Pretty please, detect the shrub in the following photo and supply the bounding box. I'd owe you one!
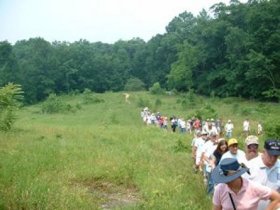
[240,107,253,116]
[194,103,217,120]
[82,89,104,104]
[264,117,280,139]
[172,139,188,152]
[180,89,197,108]
[137,97,151,108]
[41,94,76,114]
[124,78,146,91]
[149,82,164,95]
[154,98,162,110]
[0,83,23,131]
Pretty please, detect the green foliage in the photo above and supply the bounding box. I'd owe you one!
[262,88,280,102]
[264,117,280,139]
[154,98,162,110]
[180,89,197,108]
[82,88,104,104]
[256,103,270,114]
[194,103,218,119]
[172,139,189,153]
[0,83,23,131]
[0,91,279,209]
[149,82,164,95]
[136,97,151,108]
[0,1,279,103]
[167,42,198,91]
[124,78,146,91]
[240,107,252,116]
[41,94,76,114]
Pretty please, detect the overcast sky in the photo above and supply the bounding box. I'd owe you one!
[0,0,246,44]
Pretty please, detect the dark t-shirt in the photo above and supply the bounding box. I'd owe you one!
[213,150,222,166]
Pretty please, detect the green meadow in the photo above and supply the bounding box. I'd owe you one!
[0,92,279,210]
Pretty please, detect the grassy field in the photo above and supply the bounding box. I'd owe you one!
[0,91,279,210]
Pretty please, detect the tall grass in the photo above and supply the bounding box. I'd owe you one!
[0,91,279,209]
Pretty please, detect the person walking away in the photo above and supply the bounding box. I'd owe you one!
[243,119,250,137]
[201,133,218,194]
[224,120,234,139]
[246,139,280,210]
[170,116,178,132]
[192,131,207,172]
[212,158,280,210]
[258,122,263,135]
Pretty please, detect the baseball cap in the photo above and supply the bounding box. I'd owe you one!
[245,135,259,146]
[228,138,238,147]
[201,131,208,135]
[264,139,280,156]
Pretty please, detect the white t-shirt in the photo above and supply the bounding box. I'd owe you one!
[194,137,205,165]
[243,120,250,131]
[246,155,280,210]
[220,149,247,165]
[202,140,217,172]
[225,123,234,132]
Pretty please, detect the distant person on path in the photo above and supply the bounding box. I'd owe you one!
[123,93,130,104]
[215,119,222,135]
[212,158,280,210]
[243,119,250,137]
[258,122,263,135]
[193,118,201,132]
[192,131,207,172]
[224,120,234,139]
[170,116,178,132]
[201,133,218,194]
[246,139,280,210]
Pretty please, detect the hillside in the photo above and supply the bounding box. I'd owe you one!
[0,91,279,209]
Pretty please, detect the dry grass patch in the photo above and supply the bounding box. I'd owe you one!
[74,178,142,210]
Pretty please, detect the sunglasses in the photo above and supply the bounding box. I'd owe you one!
[220,163,250,176]
[247,144,258,149]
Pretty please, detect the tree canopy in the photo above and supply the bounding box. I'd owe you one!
[0,0,279,103]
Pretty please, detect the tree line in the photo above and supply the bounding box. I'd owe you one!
[0,0,279,104]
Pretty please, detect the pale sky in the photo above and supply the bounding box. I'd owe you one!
[0,0,246,44]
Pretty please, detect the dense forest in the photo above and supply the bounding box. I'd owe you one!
[0,0,279,104]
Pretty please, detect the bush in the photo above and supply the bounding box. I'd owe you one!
[154,98,162,110]
[41,94,76,114]
[172,139,188,153]
[194,103,217,120]
[124,78,146,91]
[264,117,280,139]
[82,89,104,104]
[180,89,197,108]
[137,97,151,108]
[0,83,23,131]
[149,82,164,95]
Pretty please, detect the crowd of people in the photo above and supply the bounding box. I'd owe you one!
[140,107,280,209]
[140,107,263,136]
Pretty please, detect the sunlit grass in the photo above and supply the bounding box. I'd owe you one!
[0,91,279,209]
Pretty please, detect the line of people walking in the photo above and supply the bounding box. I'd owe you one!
[192,131,280,209]
[140,107,263,137]
[140,107,279,209]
